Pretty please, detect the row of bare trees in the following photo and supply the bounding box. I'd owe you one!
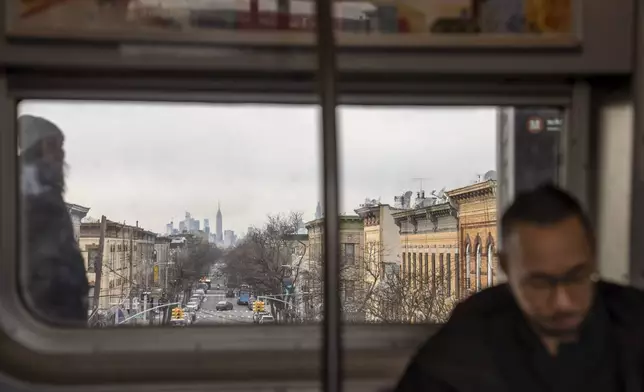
[220,212,456,323]
[303,242,456,323]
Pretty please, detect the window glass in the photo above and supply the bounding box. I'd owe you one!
[18,100,320,327]
[17,102,563,327]
[9,0,573,45]
[339,107,499,323]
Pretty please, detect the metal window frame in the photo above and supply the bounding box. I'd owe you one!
[0,0,634,75]
[0,75,580,388]
[630,0,644,290]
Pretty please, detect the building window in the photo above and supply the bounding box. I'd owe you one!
[439,253,444,294]
[345,243,355,265]
[476,244,482,292]
[424,253,429,283]
[87,248,97,273]
[402,252,406,278]
[345,281,355,301]
[465,244,471,293]
[431,253,436,289]
[412,253,417,288]
[488,244,494,287]
[446,253,451,296]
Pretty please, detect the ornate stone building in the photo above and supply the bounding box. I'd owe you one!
[392,200,459,297]
[447,180,498,298]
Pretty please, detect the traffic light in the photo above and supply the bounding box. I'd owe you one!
[256,301,265,313]
[171,307,185,320]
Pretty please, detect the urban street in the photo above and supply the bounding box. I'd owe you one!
[193,289,254,325]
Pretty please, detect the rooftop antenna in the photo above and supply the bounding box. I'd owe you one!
[412,177,431,198]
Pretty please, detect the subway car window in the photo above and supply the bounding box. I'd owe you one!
[17,101,564,328]
[334,106,564,324]
[8,0,573,45]
[18,100,321,327]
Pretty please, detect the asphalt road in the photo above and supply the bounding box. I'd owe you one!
[193,289,254,325]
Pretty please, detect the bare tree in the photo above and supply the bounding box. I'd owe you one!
[303,241,456,323]
[366,267,456,323]
[302,241,389,322]
[221,212,307,322]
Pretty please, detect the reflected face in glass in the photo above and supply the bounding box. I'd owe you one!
[504,216,595,339]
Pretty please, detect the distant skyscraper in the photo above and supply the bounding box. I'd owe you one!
[216,201,223,244]
[224,230,236,248]
[204,219,210,234]
[166,221,173,235]
[315,201,323,219]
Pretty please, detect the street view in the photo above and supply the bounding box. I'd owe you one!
[19,101,501,327]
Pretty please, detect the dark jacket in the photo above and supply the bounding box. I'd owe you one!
[395,282,644,392]
[24,187,89,326]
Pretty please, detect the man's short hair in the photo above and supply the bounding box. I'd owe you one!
[500,184,594,249]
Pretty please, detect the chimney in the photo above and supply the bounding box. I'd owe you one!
[136,220,139,227]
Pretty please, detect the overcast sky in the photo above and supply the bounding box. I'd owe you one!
[19,101,496,235]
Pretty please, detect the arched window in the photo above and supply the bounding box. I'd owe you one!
[465,244,471,293]
[476,244,482,292]
[488,244,494,287]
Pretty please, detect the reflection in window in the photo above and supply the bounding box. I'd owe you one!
[12,0,572,46]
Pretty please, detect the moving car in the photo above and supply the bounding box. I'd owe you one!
[259,315,275,324]
[215,301,234,311]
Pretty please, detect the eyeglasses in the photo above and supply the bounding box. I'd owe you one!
[521,268,599,303]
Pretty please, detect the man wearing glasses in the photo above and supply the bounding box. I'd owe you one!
[396,184,644,392]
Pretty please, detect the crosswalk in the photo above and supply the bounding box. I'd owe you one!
[197,308,253,323]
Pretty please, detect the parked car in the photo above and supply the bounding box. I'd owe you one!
[259,315,275,324]
[216,301,234,311]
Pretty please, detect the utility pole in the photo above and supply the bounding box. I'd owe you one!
[92,215,107,313]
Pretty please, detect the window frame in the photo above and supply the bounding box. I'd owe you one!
[2,0,634,75]
[0,47,595,388]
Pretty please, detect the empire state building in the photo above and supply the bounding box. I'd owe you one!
[216,202,223,244]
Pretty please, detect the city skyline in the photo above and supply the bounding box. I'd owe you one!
[19,101,496,234]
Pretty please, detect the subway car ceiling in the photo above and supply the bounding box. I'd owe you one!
[0,0,643,391]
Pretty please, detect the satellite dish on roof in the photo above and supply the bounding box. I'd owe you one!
[484,170,498,181]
